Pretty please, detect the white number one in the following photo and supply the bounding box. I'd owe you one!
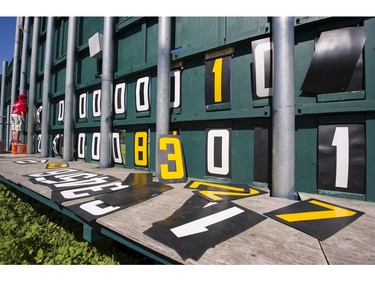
[332,127,349,188]
[170,206,244,238]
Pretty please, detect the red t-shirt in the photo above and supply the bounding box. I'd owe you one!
[12,100,28,115]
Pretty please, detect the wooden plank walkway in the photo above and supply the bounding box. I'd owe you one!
[1,154,374,265]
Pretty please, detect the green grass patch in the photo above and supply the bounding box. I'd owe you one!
[0,183,155,265]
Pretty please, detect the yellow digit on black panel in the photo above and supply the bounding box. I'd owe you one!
[134,131,148,167]
[205,56,231,108]
[158,135,187,183]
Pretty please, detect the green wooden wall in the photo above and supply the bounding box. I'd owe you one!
[2,16,375,202]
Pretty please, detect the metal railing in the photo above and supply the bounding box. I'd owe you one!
[0,115,10,153]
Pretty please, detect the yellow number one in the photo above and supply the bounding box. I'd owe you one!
[212,58,223,103]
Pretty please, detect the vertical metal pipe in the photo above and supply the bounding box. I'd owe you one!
[19,17,30,94]
[272,17,296,200]
[10,17,21,107]
[100,17,114,168]
[155,17,171,177]
[63,17,77,161]
[27,17,40,154]
[41,17,55,157]
[0,61,7,142]
[10,17,22,145]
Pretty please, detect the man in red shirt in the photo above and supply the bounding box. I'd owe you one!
[11,93,28,144]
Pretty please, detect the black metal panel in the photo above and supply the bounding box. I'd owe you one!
[301,27,367,94]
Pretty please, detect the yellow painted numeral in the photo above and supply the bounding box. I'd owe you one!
[212,58,223,103]
[134,131,148,167]
[160,137,184,180]
[276,200,357,222]
[187,181,260,201]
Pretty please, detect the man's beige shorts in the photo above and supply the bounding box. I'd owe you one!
[11,114,24,131]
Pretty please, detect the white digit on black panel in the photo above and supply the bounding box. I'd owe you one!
[114,82,126,114]
[207,129,230,176]
[332,127,349,188]
[93,89,101,117]
[37,134,42,152]
[136,76,150,112]
[78,133,86,159]
[92,132,100,160]
[170,69,181,108]
[318,123,365,194]
[253,38,273,98]
[36,106,42,124]
[79,93,87,119]
[52,133,63,156]
[112,132,123,164]
[58,100,64,122]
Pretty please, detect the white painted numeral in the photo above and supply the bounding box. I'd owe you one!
[58,100,64,121]
[171,206,244,238]
[332,127,349,188]
[36,106,43,124]
[170,69,181,108]
[93,89,101,117]
[254,39,273,98]
[92,132,100,160]
[207,129,230,175]
[112,132,123,164]
[78,133,86,159]
[79,93,87,119]
[114,82,126,114]
[80,200,120,216]
[37,134,42,152]
[136,76,150,112]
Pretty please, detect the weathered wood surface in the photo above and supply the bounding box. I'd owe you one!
[1,154,374,264]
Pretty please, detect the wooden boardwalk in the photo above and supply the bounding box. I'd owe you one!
[1,154,375,265]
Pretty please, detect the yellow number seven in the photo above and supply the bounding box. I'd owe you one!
[212,58,223,103]
[160,137,184,180]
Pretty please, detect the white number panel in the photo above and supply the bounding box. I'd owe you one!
[92,132,101,161]
[52,133,63,156]
[37,134,42,152]
[57,100,64,122]
[92,89,101,117]
[206,128,231,178]
[78,92,87,119]
[112,132,123,164]
[78,133,86,159]
[135,76,150,112]
[252,37,273,98]
[36,105,43,124]
[318,124,365,194]
[114,82,127,115]
[170,69,181,109]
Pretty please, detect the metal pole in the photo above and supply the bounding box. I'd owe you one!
[0,61,7,142]
[9,17,22,145]
[155,16,171,177]
[19,17,30,94]
[63,17,77,162]
[10,17,21,107]
[41,17,55,157]
[100,17,114,168]
[272,17,295,200]
[27,17,40,154]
